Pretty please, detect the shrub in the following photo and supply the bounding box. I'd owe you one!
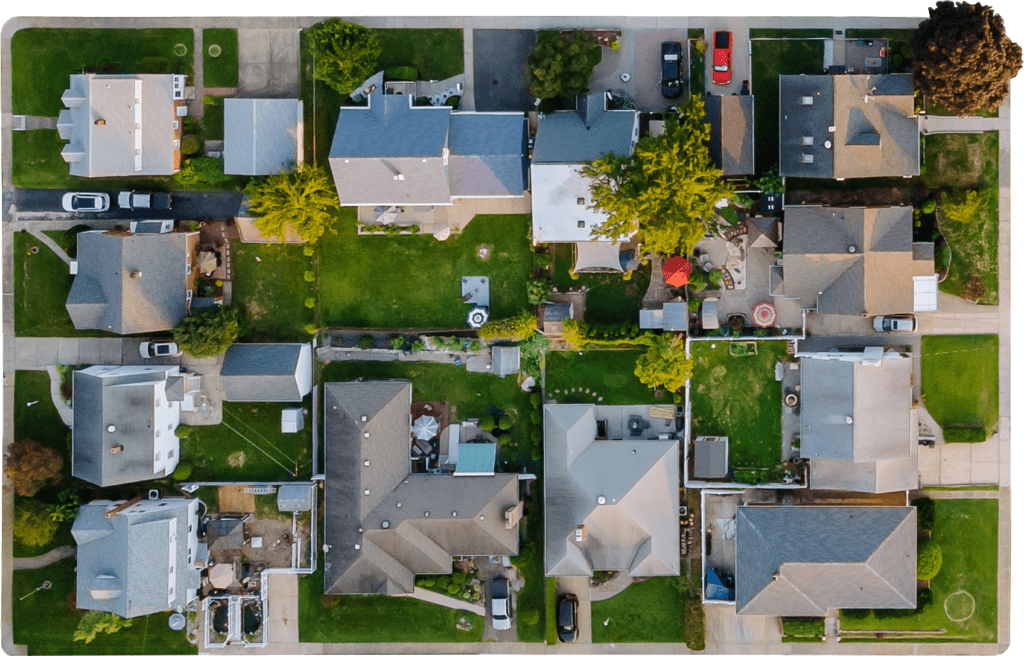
[359,335,374,349]
[451,572,466,585]
[175,425,192,438]
[304,297,316,308]
[478,313,537,341]
[498,416,512,431]
[911,497,936,532]
[673,393,683,405]
[569,271,579,280]
[411,339,426,352]
[531,410,542,424]
[534,252,553,269]
[480,415,496,432]
[445,96,461,109]
[684,598,706,651]
[843,608,871,620]
[447,583,460,595]
[303,270,315,282]
[688,296,702,312]
[303,244,315,257]
[305,324,317,334]
[181,134,201,156]
[527,278,554,305]
[944,426,988,442]
[13,503,58,547]
[921,198,937,214]
[530,394,542,408]
[918,588,933,610]
[708,269,724,288]
[421,578,435,587]
[917,540,943,580]
[384,65,418,80]
[390,336,405,350]
[171,464,192,481]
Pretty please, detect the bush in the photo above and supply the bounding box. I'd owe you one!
[171,464,192,481]
[390,336,405,350]
[843,608,871,620]
[673,393,683,405]
[303,244,315,257]
[359,335,374,349]
[527,278,554,305]
[944,426,988,442]
[917,540,943,580]
[480,415,496,432]
[181,134,201,156]
[451,572,466,585]
[305,324,317,334]
[447,583,460,595]
[531,410,543,424]
[13,503,58,547]
[498,416,512,431]
[303,270,315,282]
[781,617,825,638]
[384,65,418,80]
[911,497,936,532]
[411,339,426,352]
[918,588,933,609]
[534,252,553,269]
[684,598,706,651]
[707,269,724,288]
[688,296,702,312]
[304,297,316,308]
[921,198,937,214]
[420,578,435,587]
[175,425,192,438]
[478,313,537,341]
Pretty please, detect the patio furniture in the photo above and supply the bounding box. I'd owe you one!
[413,415,439,440]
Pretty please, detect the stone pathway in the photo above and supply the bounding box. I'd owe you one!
[190,28,206,119]
[13,545,76,570]
[642,256,672,309]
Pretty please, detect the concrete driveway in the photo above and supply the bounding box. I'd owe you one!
[237,28,300,97]
[632,30,688,112]
[479,559,519,643]
[702,20,751,96]
[473,30,536,112]
[704,602,781,651]
[555,577,591,644]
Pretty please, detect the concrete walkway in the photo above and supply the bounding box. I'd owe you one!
[25,227,70,264]
[408,587,486,617]
[14,337,124,370]
[923,488,1000,499]
[11,116,56,130]
[920,114,1010,134]
[590,573,634,602]
[44,365,73,427]
[12,545,76,570]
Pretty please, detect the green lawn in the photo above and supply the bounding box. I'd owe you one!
[921,335,999,437]
[13,231,86,338]
[750,29,833,38]
[551,244,651,324]
[839,498,998,643]
[180,401,313,481]
[13,561,196,655]
[924,131,999,189]
[512,475,546,642]
[750,39,826,175]
[924,98,1001,119]
[545,350,659,405]
[203,29,238,88]
[11,28,194,116]
[232,240,315,342]
[319,211,533,329]
[374,29,465,81]
[689,340,789,469]
[591,577,686,643]
[200,96,225,141]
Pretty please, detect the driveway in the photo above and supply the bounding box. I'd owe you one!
[555,577,592,644]
[478,558,519,643]
[13,188,243,220]
[704,602,781,651]
[702,20,751,96]
[473,30,536,111]
[237,28,300,97]
[632,30,688,112]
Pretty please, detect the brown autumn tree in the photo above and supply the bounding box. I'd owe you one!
[4,440,63,497]
[913,1,1022,116]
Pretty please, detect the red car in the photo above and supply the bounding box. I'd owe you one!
[712,31,733,85]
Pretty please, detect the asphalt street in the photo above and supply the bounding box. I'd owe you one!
[13,188,243,220]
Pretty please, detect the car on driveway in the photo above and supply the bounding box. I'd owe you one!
[660,41,683,98]
[557,594,579,643]
[139,341,181,358]
[490,577,513,631]
[712,31,733,85]
[118,191,172,211]
[62,192,110,213]
[872,314,918,333]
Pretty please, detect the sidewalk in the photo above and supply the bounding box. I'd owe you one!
[13,546,75,570]
[408,587,485,617]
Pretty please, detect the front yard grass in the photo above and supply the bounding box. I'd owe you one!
[689,340,790,469]
[13,561,195,655]
[550,244,651,324]
[318,211,533,329]
[924,131,998,189]
[232,240,315,342]
[921,335,999,440]
[545,350,658,405]
[203,28,239,88]
[374,29,464,81]
[750,28,832,38]
[839,498,998,642]
[13,231,97,337]
[591,576,686,643]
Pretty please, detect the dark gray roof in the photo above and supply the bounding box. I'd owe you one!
[331,94,450,158]
[736,506,916,616]
[779,76,834,178]
[67,231,192,334]
[694,437,728,479]
[220,343,311,402]
[543,303,572,322]
[706,95,755,175]
[532,93,636,163]
[223,98,302,175]
[448,113,529,196]
[206,516,246,551]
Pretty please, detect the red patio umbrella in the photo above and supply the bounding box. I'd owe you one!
[752,302,778,328]
[662,257,692,287]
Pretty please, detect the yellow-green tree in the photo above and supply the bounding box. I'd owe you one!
[634,334,693,392]
[172,306,240,358]
[479,313,537,341]
[74,612,133,644]
[246,165,341,244]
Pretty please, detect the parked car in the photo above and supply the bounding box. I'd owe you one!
[62,192,110,213]
[872,314,918,333]
[660,41,683,99]
[557,594,579,643]
[490,577,513,631]
[118,191,172,211]
[139,341,181,358]
[712,31,733,85]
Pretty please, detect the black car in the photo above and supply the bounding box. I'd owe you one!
[660,41,683,99]
[557,594,579,643]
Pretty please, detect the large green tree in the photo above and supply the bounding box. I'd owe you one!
[528,30,601,100]
[634,334,693,392]
[304,18,383,95]
[3,440,63,497]
[73,612,133,644]
[913,1,1022,115]
[172,306,240,358]
[13,503,58,548]
[245,164,341,244]
[582,95,734,257]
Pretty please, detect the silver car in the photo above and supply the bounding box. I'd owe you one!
[62,192,110,213]
[872,314,918,333]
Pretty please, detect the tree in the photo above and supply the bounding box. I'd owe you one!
[582,95,734,257]
[4,440,63,497]
[172,306,240,358]
[13,503,58,547]
[481,415,496,432]
[498,416,513,430]
[478,313,537,341]
[917,540,943,580]
[561,318,588,350]
[527,278,554,305]
[911,497,937,532]
[73,612,133,644]
[245,165,341,244]
[913,1,1022,116]
[304,18,383,95]
[528,30,600,100]
[634,334,693,392]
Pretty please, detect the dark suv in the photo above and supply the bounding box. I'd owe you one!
[660,41,683,99]
[557,594,579,643]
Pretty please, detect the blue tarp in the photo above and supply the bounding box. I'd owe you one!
[706,567,735,601]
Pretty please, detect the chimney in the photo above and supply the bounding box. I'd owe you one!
[110,444,123,454]
[575,524,586,542]
[130,270,142,278]
[95,119,106,126]
[504,501,524,529]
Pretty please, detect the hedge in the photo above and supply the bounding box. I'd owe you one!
[911,497,936,532]
[917,540,943,580]
[782,617,824,638]
[684,597,706,651]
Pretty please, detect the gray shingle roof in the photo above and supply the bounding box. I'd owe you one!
[736,506,916,616]
[448,113,529,196]
[694,437,728,479]
[706,95,755,175]
[532,93,636,163]
[220,343,311,402]
[779,76,834,178]
[223,98,302,175]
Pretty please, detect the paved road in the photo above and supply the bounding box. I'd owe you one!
[12,188,243,219]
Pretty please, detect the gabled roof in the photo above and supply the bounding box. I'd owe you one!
[736,506,916,616]
[532,93,637,163]
[220,343,312,402]
[448,113,529,196]
[706,95,755,175]
[223,98,303,175]
[491,346,521,377]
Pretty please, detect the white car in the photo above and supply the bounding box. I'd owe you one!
[872,314,918,333]
[139,341,181,358]
[490,577,513,631]
[62,192,110,213]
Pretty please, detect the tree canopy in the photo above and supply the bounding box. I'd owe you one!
[13,502,58,548]
[913,1,1022,116]
[245,164,341,244]
[4,440,63,497]
[479,313,538,341]
[528,30,601,100]
[582,95,734,257]
[304,18,383,95]
[74,612,133,644]
[172,306,240,358]
[634,334,693,392]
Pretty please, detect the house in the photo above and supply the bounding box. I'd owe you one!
[544,404,680,578]
[705,95,755,175]
[779,74,918,179]
[781,205,938,316]
[796,348,918,493]
[72,365,201,486]
[66,229,199,334]
[327,92,528,206]
[223,98,303,175]
[735,506,916,616]
[220,343,313,402]
[323,381,521,595]
[57,73,187,177]
[531,92,639,273]
[72,496,201,618]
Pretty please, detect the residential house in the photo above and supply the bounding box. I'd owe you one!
[705,95,755,176]
[66,229,199,334]
[779,74,918,179]
[544,404,680,578]
[735,506,916,616]
[781,205,938,316]
[219,343,313,402]
[58,73,187,177]
[223,98,304,175]
[72,496,201,618]
[323,381,521,595]
[72,365,200,486]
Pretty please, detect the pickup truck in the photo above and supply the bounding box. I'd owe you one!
[118,191,172,211]
[490,577,512,630]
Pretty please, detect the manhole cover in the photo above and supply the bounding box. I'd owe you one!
[208,44,222,58]
[173,44,188,57]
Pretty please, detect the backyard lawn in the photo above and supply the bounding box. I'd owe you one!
[921,335,999,439]
[374,28,464,81]
[923,131,998,189]
[232,240,315,342]
[591,577,686,643]
[545,350,659,405]
[203,28,239,88]
[512,475,547,642]
[689,340,790,469]
[201,96,225,141]
[550,244,651,325]
[839,498,998,642]
[318,211,533,329]
[750,39,826,174]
